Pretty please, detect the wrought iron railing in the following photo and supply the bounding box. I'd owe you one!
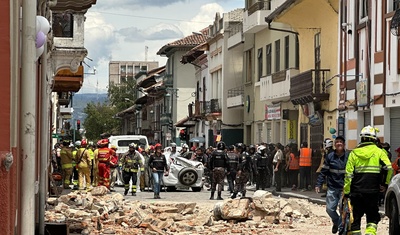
[248,1,271,15]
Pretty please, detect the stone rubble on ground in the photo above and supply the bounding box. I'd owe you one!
[45,188,330,234]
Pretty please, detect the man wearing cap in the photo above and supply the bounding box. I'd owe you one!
[315,136,348,234]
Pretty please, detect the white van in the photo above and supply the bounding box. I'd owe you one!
[108,135,149,155]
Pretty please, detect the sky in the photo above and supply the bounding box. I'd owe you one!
[79,0,244,94]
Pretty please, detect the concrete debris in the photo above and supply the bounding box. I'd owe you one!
[45,190,325,234]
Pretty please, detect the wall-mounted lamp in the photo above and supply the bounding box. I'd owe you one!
[341,22,352,34]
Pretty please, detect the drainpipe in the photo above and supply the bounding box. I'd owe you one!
[39,42,49,235]
[20,0,37,234]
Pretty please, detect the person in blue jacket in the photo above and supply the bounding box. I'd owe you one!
[315,136,348,234]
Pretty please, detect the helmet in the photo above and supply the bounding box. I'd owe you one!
[182,143,189,149]
[88,141,94,147]
[257,145,266,154]
[110,145,117,150]
[155,143,162,149]
[170,143,177,148]
[62,139,70,146]
[249,145,256,151]
[81,139,87,147]
[360,125,378,140]
[217,141,226,150]
[236,143,244,149]
[228,145,235,151]
[75,140,81,147]
[97,139,109,147]
[324,139,333,148]
[129,143,137,148]
[150,145,155,150]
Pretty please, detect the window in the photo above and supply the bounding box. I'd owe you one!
[393,0,400,12]
[127,65,133,75]
[52,13,73,38]
[134,65,140,74]
[257,48,263,81]
[295,35,299,69]
[257,123,263,143]
[284,36,290,69]
[360,0,369,20]
[245,49,253,83]
[120,65,127,83]
[266,44,272,75]
[275,40,280,72]
[266,122,272,143]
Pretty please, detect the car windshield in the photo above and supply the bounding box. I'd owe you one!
[117,139,146,147]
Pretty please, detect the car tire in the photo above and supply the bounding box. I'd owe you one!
[191,187,202,192]
[389,197,400,235]
[178,168,198,186]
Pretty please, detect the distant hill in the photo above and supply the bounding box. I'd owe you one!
[72,93,108,123]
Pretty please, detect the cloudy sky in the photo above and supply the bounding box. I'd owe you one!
[80,0,244,93]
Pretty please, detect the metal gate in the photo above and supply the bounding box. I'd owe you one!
[310,123,324,187]
[390,108,400,160]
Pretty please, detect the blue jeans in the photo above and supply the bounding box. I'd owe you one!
[152,172,163,194]
[326,188,342,228]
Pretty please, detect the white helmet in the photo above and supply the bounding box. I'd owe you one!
[325,139,333,148]
[75,140,81,147]
[360,125,378,139]
[170,143,177,147]
[257,145,266,154]
[182,143,189,148]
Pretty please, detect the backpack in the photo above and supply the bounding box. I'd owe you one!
[392,157,400,175]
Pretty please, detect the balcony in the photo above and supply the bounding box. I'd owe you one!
[243,1,271,33]
[260,68,299,102]
[227,23,243,49]
[290,69,330,105]
[227,86,244,108]
[52,65,84,92]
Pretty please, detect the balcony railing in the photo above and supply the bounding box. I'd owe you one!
[248,1,271,15]
[290,69,330,105]
[198,99,222,115]
[227,86,244,98]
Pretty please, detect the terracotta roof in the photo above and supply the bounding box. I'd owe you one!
[181,42,208,64]
[157,33,209,56]
[137,66,166,88]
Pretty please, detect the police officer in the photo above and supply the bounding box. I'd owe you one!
[248,145,257,186]
[120,143,144,196]
[231,145,252,199]
[254,145,269,190]
[226,145,240,194]
[343,126,393,235]
[209,141,229,200]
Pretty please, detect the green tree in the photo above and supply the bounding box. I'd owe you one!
[83,102,120,140]
[107,78,137,112]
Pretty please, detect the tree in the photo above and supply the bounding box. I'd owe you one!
[83,102,120,140]
[107,78,137,112]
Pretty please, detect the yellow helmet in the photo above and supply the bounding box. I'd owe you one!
[360,125,377,139]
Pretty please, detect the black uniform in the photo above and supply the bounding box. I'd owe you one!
[232,152,252,198]
[209,149,229,199]
[254,152,270,190]
[227,151,240,193]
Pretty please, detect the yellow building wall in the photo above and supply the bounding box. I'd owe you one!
[275,0,339,141]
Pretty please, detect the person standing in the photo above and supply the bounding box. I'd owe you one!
[226,145,240,194]
[343,126,393,235]
[317,139,334,197]
[109,145,119,192]
[273,143,284,192]
[148,143,169,199]
[299,142,312,191]
[95,139,113,188]
[287,145,300,190]
[120,143,144,196]
[315,136,348,234]
[75,139,92,190]
[254,145,269,190]
[60,140,73,189]
[209,141,229,200]
[71,141,80,190]
[231,144,252,199]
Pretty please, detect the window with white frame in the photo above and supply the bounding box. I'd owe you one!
[359,0,369,21]
[266,122,272,143]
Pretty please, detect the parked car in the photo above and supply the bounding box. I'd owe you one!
[385,174,400,235]
[162,156,204,192]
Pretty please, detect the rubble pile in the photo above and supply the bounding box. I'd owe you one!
[45,187,329,234]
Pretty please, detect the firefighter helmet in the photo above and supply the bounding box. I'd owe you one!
[74,140,81,147]
[360,125,378,140]
[129,143,137,148]
[155,143,162,149]
[81,139,87,147]
[97,139,109,147]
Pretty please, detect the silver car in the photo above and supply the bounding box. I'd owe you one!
[385,174,400,235]
[162,156,204,192]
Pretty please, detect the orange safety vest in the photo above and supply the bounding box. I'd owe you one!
[289,153,300,170]
[299,147,312,167]
[98,148,111,163]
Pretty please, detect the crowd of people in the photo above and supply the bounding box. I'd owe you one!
[51,124,399,235]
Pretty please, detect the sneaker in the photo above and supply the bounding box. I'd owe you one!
[332,224,338,234]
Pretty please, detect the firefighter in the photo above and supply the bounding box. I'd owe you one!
[254,145,269,190]
[60,140,73,189]
[120,143,144,196]
[75,139,92,190]
[71,141,80,189]
[209,141,229,200]
[109,145,119,192]
[95,139,113,188]
[343,125,393,235]
[87,141,98,186]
